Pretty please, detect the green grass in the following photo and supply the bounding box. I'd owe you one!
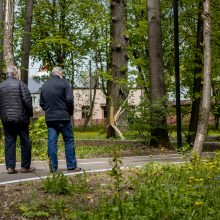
[10,153,220,219]
[0,142,156,163]
[74,131,106,140]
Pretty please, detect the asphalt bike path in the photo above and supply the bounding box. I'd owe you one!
[0,152,214,185]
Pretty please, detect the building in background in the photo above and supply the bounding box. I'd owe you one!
[31,88,144,126]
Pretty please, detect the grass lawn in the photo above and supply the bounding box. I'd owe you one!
[0,140,174,163]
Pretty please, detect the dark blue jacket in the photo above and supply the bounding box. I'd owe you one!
[0,77,33,123]
[40,75,73,122]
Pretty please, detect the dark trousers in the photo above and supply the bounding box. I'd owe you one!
[3,122,32,169]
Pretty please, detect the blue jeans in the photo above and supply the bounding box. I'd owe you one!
[47,121,77,171]
[3,122,32,169]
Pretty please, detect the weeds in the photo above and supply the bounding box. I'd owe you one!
[42,172,70,194]
[13,153,220,219]
[109,147,123,219]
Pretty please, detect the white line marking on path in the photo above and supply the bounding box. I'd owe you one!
[78,161,107,165]
[0,161,185,186]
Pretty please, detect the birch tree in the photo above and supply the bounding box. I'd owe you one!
[193,0,211,157]
[4,0,16,69]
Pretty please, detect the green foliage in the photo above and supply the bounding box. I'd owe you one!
[126,98,151,144]
[127,0,149,90]
[0,121,3,144]
[22,210,49,218]
[16,154,220,219]
[42,172,70,195]
[212,104,220,116]
[109,147,123,219]
[93,154,220,220]
[30,116,48,157]
[42,172,88,195]
[18,191,50,218]
[127,97,170,144]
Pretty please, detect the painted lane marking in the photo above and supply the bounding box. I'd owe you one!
[0,161,185,186]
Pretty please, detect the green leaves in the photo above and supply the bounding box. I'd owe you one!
[42,172,70,194]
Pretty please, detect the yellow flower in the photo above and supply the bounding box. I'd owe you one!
[195,201,204,207]
[188,166,193,170]
[87,195,92,200]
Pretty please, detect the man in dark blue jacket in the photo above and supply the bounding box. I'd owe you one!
[40,66,81,172]
[0,67,35,174]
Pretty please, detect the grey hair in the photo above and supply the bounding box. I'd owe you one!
[6,66,17,77]
[52,66,64,75]
[6,66,17,74]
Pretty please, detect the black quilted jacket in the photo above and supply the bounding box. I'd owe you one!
[0,77,33,123]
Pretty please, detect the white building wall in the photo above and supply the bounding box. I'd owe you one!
[74,89,106,120]
[74,88,143,121]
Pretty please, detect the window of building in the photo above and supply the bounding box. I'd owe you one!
[82,106,90,119]
[101,106,107,119]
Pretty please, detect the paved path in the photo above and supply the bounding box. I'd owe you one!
[0,152,214,185]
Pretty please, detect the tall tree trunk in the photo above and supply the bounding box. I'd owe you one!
[4,0,16,69]
[187,1,204,145]
[147,0,170,148]
[106,0,128,138]
[193,0,211,157]
[0,0,3,140]
[21,0,33,85]
[0,0,4,82]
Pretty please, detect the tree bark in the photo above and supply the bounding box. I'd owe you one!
[106,0,128,138]
[4,0,16,69]
[187,1,204,145]
[84,59,99,127]
[147,0,170,148]
[193,0,211,157]
[0,0,3,140]
[21,0,34,85]
[0,0,4,82]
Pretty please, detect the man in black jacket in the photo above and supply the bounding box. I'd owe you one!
[40,66,81,172]
[0,67,35,174]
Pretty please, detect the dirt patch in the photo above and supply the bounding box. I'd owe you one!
[0,172,116,219]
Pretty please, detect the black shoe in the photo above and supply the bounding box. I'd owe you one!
[50,169,58,173]
[7,168,18,174]
[20,167,36,173]
[67,167,83,172]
